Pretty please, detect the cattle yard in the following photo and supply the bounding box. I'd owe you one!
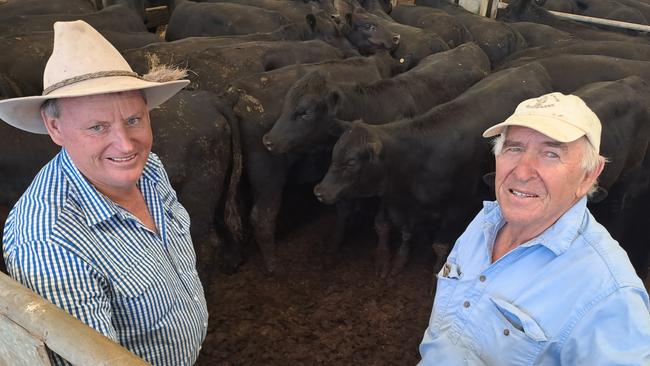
[2,0,650,364]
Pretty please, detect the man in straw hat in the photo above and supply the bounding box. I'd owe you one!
[1,21,207,365]
[418,92,650,365]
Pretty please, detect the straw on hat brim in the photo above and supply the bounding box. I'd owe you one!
[482,114,587,143]
[0,75,189,134]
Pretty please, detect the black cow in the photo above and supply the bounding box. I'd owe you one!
[390,4,474,49]
[0,4,147,36]
[263,42,490,154]
[575,77,650,283]
[166,1,290,40]
[0,30,160,99]
[531,54,650,93]
[124,40,346,92]
[416,0,527,65]
[314,63,554,276]
[261,43,490,261]
[507,21,576,47]
[0,90,239,280]
[224,53,402,274]
[500,0,650,42]
[342,7,450,65]
[0,0,96,20]
[498,40,650,69]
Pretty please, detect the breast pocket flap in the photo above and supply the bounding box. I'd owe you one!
[490,297,548,342]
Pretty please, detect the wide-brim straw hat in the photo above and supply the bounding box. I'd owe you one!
[0,20,189,134]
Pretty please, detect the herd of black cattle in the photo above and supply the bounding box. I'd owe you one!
[1,0,650,285]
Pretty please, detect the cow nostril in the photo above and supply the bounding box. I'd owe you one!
[262,135,274,151]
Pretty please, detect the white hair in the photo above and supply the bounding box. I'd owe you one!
[491,126,607,197]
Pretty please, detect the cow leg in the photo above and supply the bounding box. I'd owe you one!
[374,204,392,278]
[322,199,353,268]
[390,227,413,277]
[247,152,288,275]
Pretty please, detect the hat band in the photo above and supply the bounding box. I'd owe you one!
[42,70,142,96]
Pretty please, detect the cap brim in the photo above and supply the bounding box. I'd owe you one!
[0,76,189,134]
[482,114,586,143]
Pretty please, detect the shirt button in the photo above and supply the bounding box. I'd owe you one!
[503,329,510,336]
[479,275,486,282]
[463,301,470,308]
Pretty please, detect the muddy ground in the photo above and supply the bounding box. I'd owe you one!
[196,192,437,366]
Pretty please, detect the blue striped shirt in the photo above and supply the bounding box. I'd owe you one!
[3,149,208,366]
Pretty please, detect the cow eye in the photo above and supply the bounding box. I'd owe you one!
[346,159,357,167]
[300,112,313,120]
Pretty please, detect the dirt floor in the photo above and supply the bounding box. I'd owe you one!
[196,202,437,366]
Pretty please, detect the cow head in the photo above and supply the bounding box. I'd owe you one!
[498,0,550,22]
[263,71,343,154]
[314,121,386,204]
[341,8,400,55]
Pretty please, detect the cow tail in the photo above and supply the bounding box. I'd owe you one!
[216,95,245,246]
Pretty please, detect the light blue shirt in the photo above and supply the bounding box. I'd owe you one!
[419,197,650,365]
[3,149,208,366]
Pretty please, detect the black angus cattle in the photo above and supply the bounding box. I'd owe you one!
[263,42,490,154]
[0,0,96,20]
[415,0,527,65]
[0,30,160,99]
[531,54,650,93]
[224,53,402,274]
[314,63,554,277]
[0,4,147,36]
[124,40,347,92]
[575,77,650,283]
[166,1,290,40]
[539,0,648,25]
[341,7,450,66]
[500,0,650,42]
[390,4,474,49]
[166,0,343,44]
[0,90,240,280]
[498,40,650,69]
[507,21,576,47]
[262,43,490,260]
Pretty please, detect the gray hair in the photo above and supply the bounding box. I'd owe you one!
[491,126,607,197]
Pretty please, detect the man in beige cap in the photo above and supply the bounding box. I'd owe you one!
[1,21,207,365]
[419,92,650,365]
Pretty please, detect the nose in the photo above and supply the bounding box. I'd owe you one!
[111,124,135,152]
[262,134,274,152]
[392,33,400,46]
[313,185,324,202]
[512,151,538,181]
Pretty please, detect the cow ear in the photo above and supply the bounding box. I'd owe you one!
[306,14,317,31]
[367,139,383,164]
[327,90,341,113]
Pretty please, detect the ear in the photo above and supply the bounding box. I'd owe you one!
[41,109,64,147]
[578,158,605,198]
[306,14,317,31]
[326,89,341,114]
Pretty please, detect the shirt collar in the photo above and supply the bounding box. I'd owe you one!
[59,149,161,227]
[482,196,589,256]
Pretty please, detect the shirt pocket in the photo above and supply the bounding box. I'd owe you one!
[475,296,548,366]
[167,200,192,235]
[430,261,463,332]
[108,255,173,329]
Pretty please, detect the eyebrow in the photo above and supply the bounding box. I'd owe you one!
[503,139,568,151]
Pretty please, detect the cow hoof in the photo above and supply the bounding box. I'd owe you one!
[375,247,391,278]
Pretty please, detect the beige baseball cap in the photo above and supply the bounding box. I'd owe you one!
[483,92,602,153]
